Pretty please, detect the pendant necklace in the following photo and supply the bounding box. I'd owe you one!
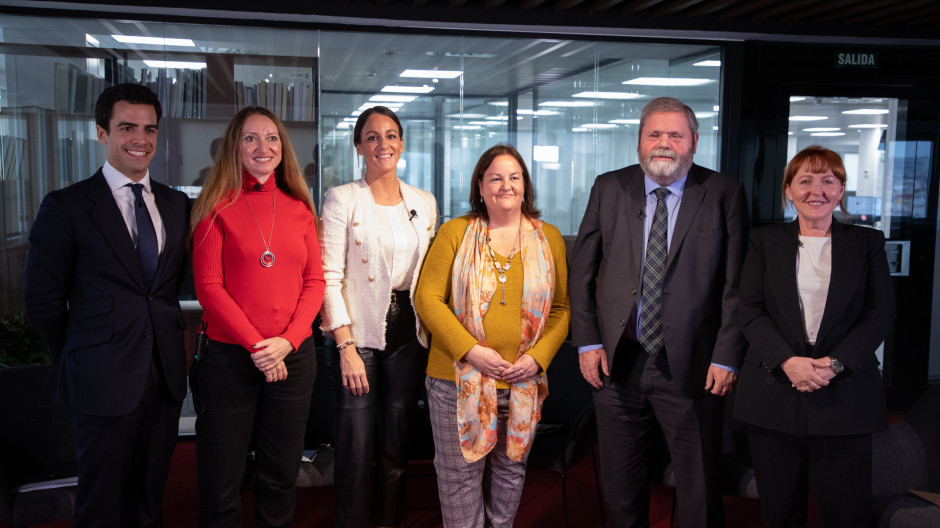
[244,188,276,267]
[486,218,522,305]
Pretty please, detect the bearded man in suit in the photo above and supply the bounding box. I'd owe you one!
[569,97,749,527]
[25,83,190,527]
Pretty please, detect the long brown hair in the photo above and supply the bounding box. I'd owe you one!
[190,106,314,245]
[468,144,541,221]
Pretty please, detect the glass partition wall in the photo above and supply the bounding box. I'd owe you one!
[319,32,722,230]
[0,13,722,313]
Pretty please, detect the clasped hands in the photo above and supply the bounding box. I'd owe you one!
[782,356,837,394]
[465,344,539,385]
[251,336,294,383]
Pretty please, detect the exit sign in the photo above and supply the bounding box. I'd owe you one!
[835,51,878,68]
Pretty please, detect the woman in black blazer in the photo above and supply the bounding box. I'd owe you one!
[734,145,896,528]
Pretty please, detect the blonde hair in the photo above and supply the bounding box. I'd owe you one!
[190,106,314,246]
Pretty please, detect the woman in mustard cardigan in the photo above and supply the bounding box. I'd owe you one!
[414,144,569,528]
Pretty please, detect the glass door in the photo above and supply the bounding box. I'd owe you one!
[787,96,899,236]
[786,95,933,370]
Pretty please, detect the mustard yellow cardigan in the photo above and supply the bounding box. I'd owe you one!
[414,215,570,389]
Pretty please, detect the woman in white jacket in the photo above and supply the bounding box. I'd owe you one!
[319,106,438,528]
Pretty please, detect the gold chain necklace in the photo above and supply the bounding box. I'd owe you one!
[486,218,522,305]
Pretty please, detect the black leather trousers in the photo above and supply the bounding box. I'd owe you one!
[324,292,428,527]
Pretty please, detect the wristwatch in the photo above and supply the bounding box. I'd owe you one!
[829,357,845,374]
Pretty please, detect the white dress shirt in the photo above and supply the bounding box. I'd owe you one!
[102,161,166,254]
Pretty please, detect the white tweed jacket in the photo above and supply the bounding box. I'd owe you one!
[319,178,439,350]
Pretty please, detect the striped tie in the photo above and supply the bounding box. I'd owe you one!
[640,187,670,355]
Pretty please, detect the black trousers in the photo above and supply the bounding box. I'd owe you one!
[190,337,316,528]
[748,425,872,528]
[71,358,182,528]
[325,295,428,528]
[593,338,725,528]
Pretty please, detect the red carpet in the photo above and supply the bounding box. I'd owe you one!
[20,438,769,527]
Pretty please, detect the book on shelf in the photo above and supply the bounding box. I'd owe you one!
[230,79,315,122]
[54,63,70,113]
[48,65,316,122]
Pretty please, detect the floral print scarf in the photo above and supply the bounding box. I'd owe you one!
[451,215,555,463]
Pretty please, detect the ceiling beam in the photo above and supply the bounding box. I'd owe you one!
[720,0,779,19]
[873,2,940,25]
[520,0,551,10]
[655,0,707,17]
[909,11,940,25]
[588,0,627,13]
[782,0,869,23]
[686,0,744,17]
[847,0,934,23]
[555,0,589,11]
[751,0,819,20]
[621,0,666,15]
[814,0,901,23]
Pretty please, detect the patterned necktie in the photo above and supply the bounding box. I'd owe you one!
[640,187,670,355]
[129,183,158,286]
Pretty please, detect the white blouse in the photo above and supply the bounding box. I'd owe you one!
[796,236,832,345]
[374,201,419,291]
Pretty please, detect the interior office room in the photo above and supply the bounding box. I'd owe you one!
[1,0,939,526]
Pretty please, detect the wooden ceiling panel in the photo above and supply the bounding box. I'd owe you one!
[654,0,708,16]
[621,0,667,15]
[15,0,938,42]
[589,0,627,14]
[846,0,935,24]
[782,0,870,23]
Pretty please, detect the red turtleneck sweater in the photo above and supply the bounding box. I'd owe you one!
[193,172,325,351]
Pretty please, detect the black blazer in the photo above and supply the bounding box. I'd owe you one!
[733,219,895,436]
[25,170,191,416]
[569,163,749,396]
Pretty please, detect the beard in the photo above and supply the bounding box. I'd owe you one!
[639,147,694,186]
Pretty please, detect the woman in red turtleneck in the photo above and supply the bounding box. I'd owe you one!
[190,106,324,527]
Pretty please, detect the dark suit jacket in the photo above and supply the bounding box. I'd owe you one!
[570,163,749,396]
[24,169,190,416]
[733,219,895,436]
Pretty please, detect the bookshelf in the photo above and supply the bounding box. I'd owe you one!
[1,43,319,186]
[0,41,320,312]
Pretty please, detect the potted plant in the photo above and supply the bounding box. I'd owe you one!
[0,312,48,368]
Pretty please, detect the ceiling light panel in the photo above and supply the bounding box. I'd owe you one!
[369,95,418,103]
[842,109,889,115]
[571,91,643,100]
[623,77,713,87]
[538,101,595,107]
[400,69,462,79]
[112,35,194,47]
[381,85,434,94]
[143,60,205,69]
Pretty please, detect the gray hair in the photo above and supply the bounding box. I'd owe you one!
[639,97,699,137]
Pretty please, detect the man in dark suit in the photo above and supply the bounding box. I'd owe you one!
[570,97,749,527]
[24,83,190,527]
